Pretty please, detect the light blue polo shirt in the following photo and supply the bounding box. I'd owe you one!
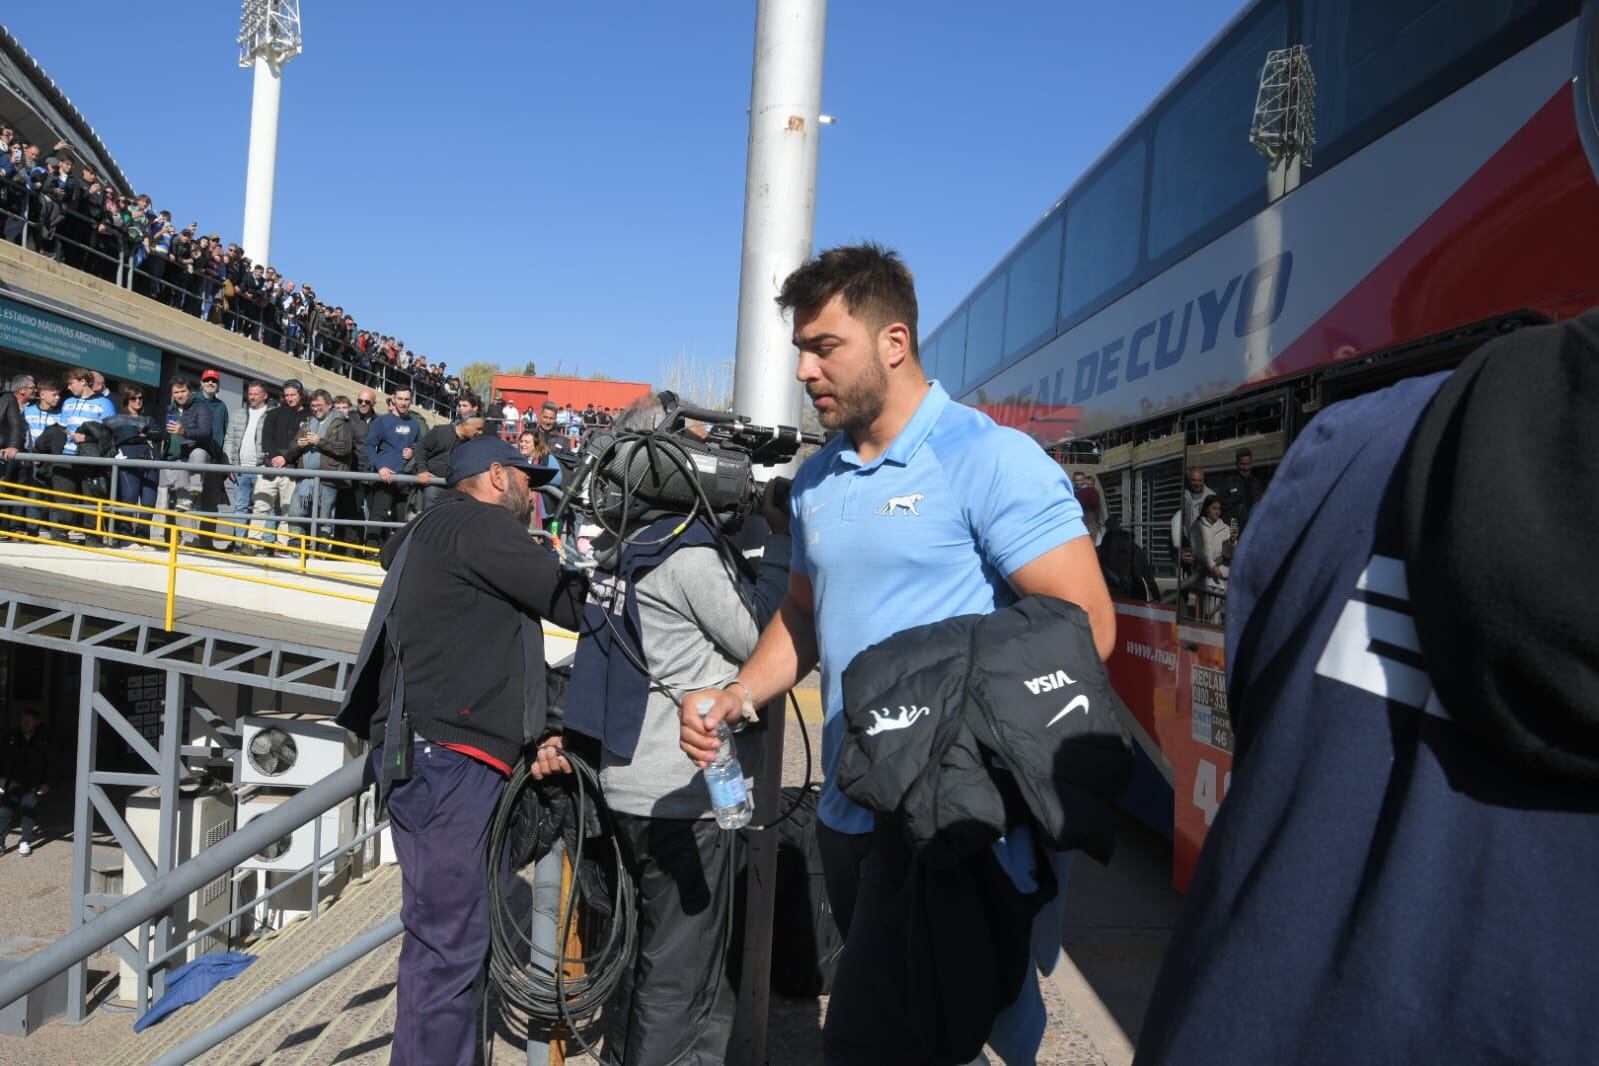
[790,380,1088,834]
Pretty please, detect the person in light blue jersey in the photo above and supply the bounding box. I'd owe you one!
[680,245,1114,1064]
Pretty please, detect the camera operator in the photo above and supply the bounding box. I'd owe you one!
[556,396,793,1066]
[336,436,584,1066]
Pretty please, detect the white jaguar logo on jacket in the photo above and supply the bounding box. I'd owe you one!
[875,492,925,517]
[865,705,930,736]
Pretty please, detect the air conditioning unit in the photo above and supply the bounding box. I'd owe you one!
[120,781,235,1002]
[238,716,361,789]
[235,791,355,874]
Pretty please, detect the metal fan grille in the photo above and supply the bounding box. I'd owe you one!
[247,727,299,777]
[256,834,293,862]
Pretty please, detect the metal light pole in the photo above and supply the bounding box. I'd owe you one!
[731,0,829,440]
[728,5,828,1065]
[238,0,303,266]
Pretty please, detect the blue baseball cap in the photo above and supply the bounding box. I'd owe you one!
[447,437,556,488]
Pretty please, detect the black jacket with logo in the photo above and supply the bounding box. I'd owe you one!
[835,594,1132,1060]
[838,594,1133,867]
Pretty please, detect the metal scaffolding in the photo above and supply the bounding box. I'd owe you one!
[0,583,353,1021]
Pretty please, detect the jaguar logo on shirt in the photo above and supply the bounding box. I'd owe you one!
[875,491,925,517]
[865,705,930,736]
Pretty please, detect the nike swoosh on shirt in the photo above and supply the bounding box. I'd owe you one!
[1047,695,1090,727]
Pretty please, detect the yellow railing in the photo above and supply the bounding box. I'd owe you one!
[0,481,383,630]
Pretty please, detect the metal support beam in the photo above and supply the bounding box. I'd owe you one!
[66,654,97,1023]
[0,587,354,701]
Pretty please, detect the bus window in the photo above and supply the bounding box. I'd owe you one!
[1147,3,1287,260]
[1137,457,1185,583]
[963,271,1008,389]
[940,307,969,393]
[1060,138,1148,329]
[1003,213,1065,364]
[1301,0,1571,172]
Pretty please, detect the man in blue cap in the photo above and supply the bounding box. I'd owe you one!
[337,435,587,1066]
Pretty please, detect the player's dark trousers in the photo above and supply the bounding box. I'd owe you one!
[374,742,504,1066]
[820,818,997,1066]
[599,813,738,1066]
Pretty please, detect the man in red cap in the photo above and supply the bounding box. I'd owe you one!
[197,369,229,445]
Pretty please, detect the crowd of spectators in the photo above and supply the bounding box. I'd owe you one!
[0,128,460,416]
[0,362,623,557]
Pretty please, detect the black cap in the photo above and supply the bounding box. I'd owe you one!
[447,437,557,488]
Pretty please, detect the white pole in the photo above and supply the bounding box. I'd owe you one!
[242,54,283,265]
[731,0,828,442]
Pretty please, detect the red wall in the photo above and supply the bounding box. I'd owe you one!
[490,374,653,416]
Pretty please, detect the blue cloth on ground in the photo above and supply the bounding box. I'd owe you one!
[133,951,257,1031]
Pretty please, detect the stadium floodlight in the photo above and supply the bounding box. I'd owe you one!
[238,0,303,266]
[1250,44,1316,166]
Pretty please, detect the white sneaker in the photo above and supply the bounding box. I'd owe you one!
[18,841,30,856]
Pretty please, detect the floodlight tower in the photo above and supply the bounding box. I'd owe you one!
[238,0,302,266]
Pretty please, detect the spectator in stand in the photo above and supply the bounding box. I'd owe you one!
[539,402,573,458]
[483,392,507,437]
[20,379,60,536]
[160,376,221,551]
[413,415,486,510]
[337,388,378,550]
[0,709,51,858]
[36,182,64,263]
[104,384,162,544]
[288,389,352,548]
[224,381,275,547]
[1219,447,1265,532]
[57,368,116,542]
[367,386,422,547]
[0,372,27,468]
[197,370,229,453]
[500,396,519,438]
[0,373,31,531]
[517,427,558,529]
[257,380,309,554]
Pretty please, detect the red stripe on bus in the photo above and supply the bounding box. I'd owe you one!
[1254,87,1599,385]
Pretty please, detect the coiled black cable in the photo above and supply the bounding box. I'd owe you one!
[485,745,637,1060]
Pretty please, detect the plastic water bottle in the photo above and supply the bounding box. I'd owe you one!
[698,698,753,829]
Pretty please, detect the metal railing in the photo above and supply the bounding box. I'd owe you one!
[0,758,372,1018]
[0,453,421,627]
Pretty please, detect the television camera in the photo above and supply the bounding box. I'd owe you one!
[548,391,821,539]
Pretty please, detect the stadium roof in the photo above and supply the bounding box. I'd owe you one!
[0,24,134,196]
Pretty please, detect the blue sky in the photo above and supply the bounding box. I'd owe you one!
[4,1,1244,387]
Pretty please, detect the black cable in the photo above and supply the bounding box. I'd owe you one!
[485,746,637,1061]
